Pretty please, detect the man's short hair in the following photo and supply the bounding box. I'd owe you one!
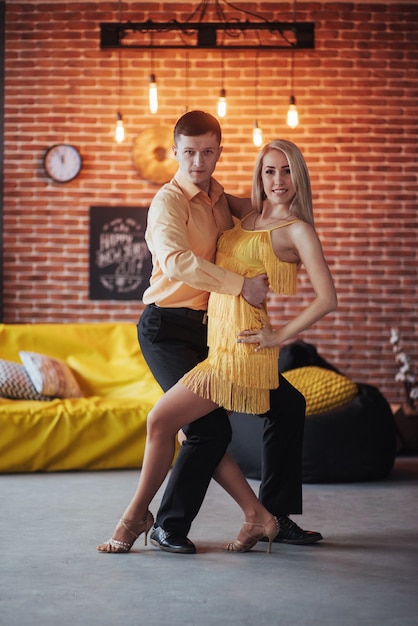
[174,110,222,146]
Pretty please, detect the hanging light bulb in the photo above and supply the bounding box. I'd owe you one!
[149,73,158,114]
[217,50,227,118]
[253,121,263,148]
[287,47,299,129]
[115,111,125,144]
[287,95,299,129]
[252,52,263,148]
[114,40,125,143]
[217,88,227,118]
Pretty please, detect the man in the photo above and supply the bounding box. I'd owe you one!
[137,110,322,554]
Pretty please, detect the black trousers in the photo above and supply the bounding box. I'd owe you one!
[138,304,305,537]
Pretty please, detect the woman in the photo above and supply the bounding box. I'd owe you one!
[98,139,337,555]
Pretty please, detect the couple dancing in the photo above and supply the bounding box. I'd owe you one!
[98,110,337,555]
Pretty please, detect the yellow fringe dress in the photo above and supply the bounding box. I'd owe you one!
[181,219,299,414]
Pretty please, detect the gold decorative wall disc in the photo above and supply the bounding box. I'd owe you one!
[132,126,178,184]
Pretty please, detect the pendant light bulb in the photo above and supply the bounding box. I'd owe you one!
[217,88,227,118]
[149,73,158,115]
[287,95,299,129]
[253,121,263,148]
[115,111,125,144]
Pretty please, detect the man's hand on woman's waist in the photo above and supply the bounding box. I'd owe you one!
[241,274,269,308]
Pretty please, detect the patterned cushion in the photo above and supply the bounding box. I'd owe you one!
[19,351,84,398]
[0,359,53,400]
[283,366,358,416]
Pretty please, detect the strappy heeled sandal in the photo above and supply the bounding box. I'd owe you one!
[223,516,279,554]
[97,510,154,553]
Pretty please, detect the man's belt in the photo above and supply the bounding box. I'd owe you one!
[151,304,207,324]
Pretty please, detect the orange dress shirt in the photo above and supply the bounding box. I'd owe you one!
[142,170,245,311]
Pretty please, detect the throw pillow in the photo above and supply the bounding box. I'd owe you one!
[19,351,84,398]
[283,366,358,416]
[0,358,53,401]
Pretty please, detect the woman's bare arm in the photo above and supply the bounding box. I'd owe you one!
[225,194,253,220]
[238,222,337,350]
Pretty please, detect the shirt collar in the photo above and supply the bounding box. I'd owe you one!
[174,169,224,204]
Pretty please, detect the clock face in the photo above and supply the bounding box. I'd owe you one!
[43,144,82,183]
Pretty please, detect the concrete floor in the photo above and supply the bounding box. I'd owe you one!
[1,456,418,626]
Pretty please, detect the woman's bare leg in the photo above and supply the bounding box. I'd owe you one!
[99,383,276,550]
[210,453,279,552]
[98,383,219,548]
[176,430,271,524]
[212,452,273,525]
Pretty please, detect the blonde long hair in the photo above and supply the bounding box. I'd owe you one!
[251,139,315,227]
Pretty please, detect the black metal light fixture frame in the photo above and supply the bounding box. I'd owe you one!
[100,20,314,50]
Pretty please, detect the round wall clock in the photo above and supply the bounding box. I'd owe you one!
[43,144,82,183]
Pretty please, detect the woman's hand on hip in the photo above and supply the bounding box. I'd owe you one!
[237,320,278,352]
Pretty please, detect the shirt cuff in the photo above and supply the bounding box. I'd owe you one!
[220,270,245,296]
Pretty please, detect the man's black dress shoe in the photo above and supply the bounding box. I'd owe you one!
[150,526,196,554]
[261,516,323,545]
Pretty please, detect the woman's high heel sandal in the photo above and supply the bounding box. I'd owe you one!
[97,510,154,553]
[223,516,279,554]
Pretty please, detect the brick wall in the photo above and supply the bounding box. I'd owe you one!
[3,1,418,405]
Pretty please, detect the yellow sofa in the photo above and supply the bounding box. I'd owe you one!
[0,323,163,472]
[1,323,363,476]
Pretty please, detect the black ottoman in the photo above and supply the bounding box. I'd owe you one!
[228,382,397,483]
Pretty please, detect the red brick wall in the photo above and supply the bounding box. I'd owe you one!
[3,1,418,405]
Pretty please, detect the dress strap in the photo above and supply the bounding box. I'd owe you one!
[241,212,301,231]
[240,210,257,226]
[269,219,301,231]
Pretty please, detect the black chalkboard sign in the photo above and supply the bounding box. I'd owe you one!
[89,206,152,301]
